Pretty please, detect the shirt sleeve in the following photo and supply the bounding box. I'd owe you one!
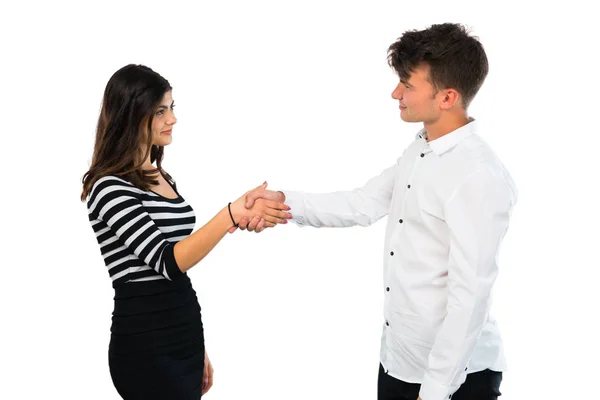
[282,161,399,228]
[87,177,184,281]
[419,169,517,400]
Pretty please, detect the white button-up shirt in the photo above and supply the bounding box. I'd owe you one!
[283,119,518,400]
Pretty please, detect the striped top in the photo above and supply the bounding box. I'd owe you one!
[87,175,196,287]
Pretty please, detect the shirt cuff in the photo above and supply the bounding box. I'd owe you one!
[419,375,452,400]
[162,243,184,281]
[281,190,306,226]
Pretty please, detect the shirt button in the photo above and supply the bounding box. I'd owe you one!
[407,184,411,188]
[386,321,389,326]
[390,251,394,256]
[420,153,425,157]
[386,287,390,291]
[399,219,403,224]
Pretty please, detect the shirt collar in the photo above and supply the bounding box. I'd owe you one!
[416,118,477,156]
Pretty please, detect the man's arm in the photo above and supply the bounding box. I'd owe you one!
[243,161,400,231]
[419,169,517,400]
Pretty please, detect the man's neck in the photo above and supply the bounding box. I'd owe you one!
[423,113,471,142]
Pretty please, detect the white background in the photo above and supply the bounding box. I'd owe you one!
[2,1,598,399]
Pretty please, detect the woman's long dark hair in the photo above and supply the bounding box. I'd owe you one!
[81,64,175,201]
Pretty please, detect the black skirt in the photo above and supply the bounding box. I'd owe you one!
[108,274,205,400]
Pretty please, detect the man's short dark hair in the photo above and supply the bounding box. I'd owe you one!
[387,23,489,107]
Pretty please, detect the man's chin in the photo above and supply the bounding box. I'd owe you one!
[400,114,420,123]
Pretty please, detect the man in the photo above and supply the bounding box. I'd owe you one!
[234,23,517,400]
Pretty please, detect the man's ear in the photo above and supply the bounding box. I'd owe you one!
[439,89,461,110]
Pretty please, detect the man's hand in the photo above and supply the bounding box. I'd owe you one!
[202,351,214,395]
[243,182,286,233]
[227,182,289,234]
[244,182,286,209]
[229,182,288,233]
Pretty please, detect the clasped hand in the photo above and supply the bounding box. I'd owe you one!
[228,182,290,234]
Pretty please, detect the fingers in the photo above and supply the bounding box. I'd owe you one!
[237,216,250,230]
[249,213,289,228]
[246,187,283,209]
[264,207,292,221]
[255,218,266,233]
[208,365,214,392]
[245,182,268,209]
[248,216,277,232]
[241,211,289,233]
[202,369,209,394]
[262,214,289,225]
[256,199,291,222]
[202,359,214,395]
[230,217,248,234]
[264,200,291,211]
[204,367,213,395]
[202,372,213,395]
[253,181,268,191]
[246,216,261,232]
[245,192,259,209]
[255,219,277,233]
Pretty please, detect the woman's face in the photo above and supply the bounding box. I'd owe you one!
[150,90,177,147]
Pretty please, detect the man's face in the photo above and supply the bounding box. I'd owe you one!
[391,63,443,124]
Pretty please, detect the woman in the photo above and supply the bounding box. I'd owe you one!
[81,64,291,399]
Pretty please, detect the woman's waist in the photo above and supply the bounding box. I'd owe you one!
[109,315,205,357]
[111,293,203,335]
[112,274,199,316]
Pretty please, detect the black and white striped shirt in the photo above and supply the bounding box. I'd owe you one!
[87,176,196,286]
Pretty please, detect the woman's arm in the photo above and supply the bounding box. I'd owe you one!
[89,177,291,278]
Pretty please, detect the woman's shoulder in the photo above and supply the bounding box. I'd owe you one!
[91,175,136,191]
[87,175,141,206]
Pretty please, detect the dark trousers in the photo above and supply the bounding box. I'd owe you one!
[378,364,502,400]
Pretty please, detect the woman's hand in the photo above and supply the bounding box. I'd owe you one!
[202,351,214,396]
[228,182,291,232]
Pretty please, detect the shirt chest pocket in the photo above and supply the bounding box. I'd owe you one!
[401,176,444,225]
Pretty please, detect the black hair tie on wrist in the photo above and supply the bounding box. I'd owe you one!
[227,202,239,227]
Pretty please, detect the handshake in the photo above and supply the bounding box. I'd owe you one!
[228,182,291,234]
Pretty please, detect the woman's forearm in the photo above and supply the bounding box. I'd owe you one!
[173,207,233,272]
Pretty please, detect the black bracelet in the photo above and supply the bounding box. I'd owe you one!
[227,202,239,227]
